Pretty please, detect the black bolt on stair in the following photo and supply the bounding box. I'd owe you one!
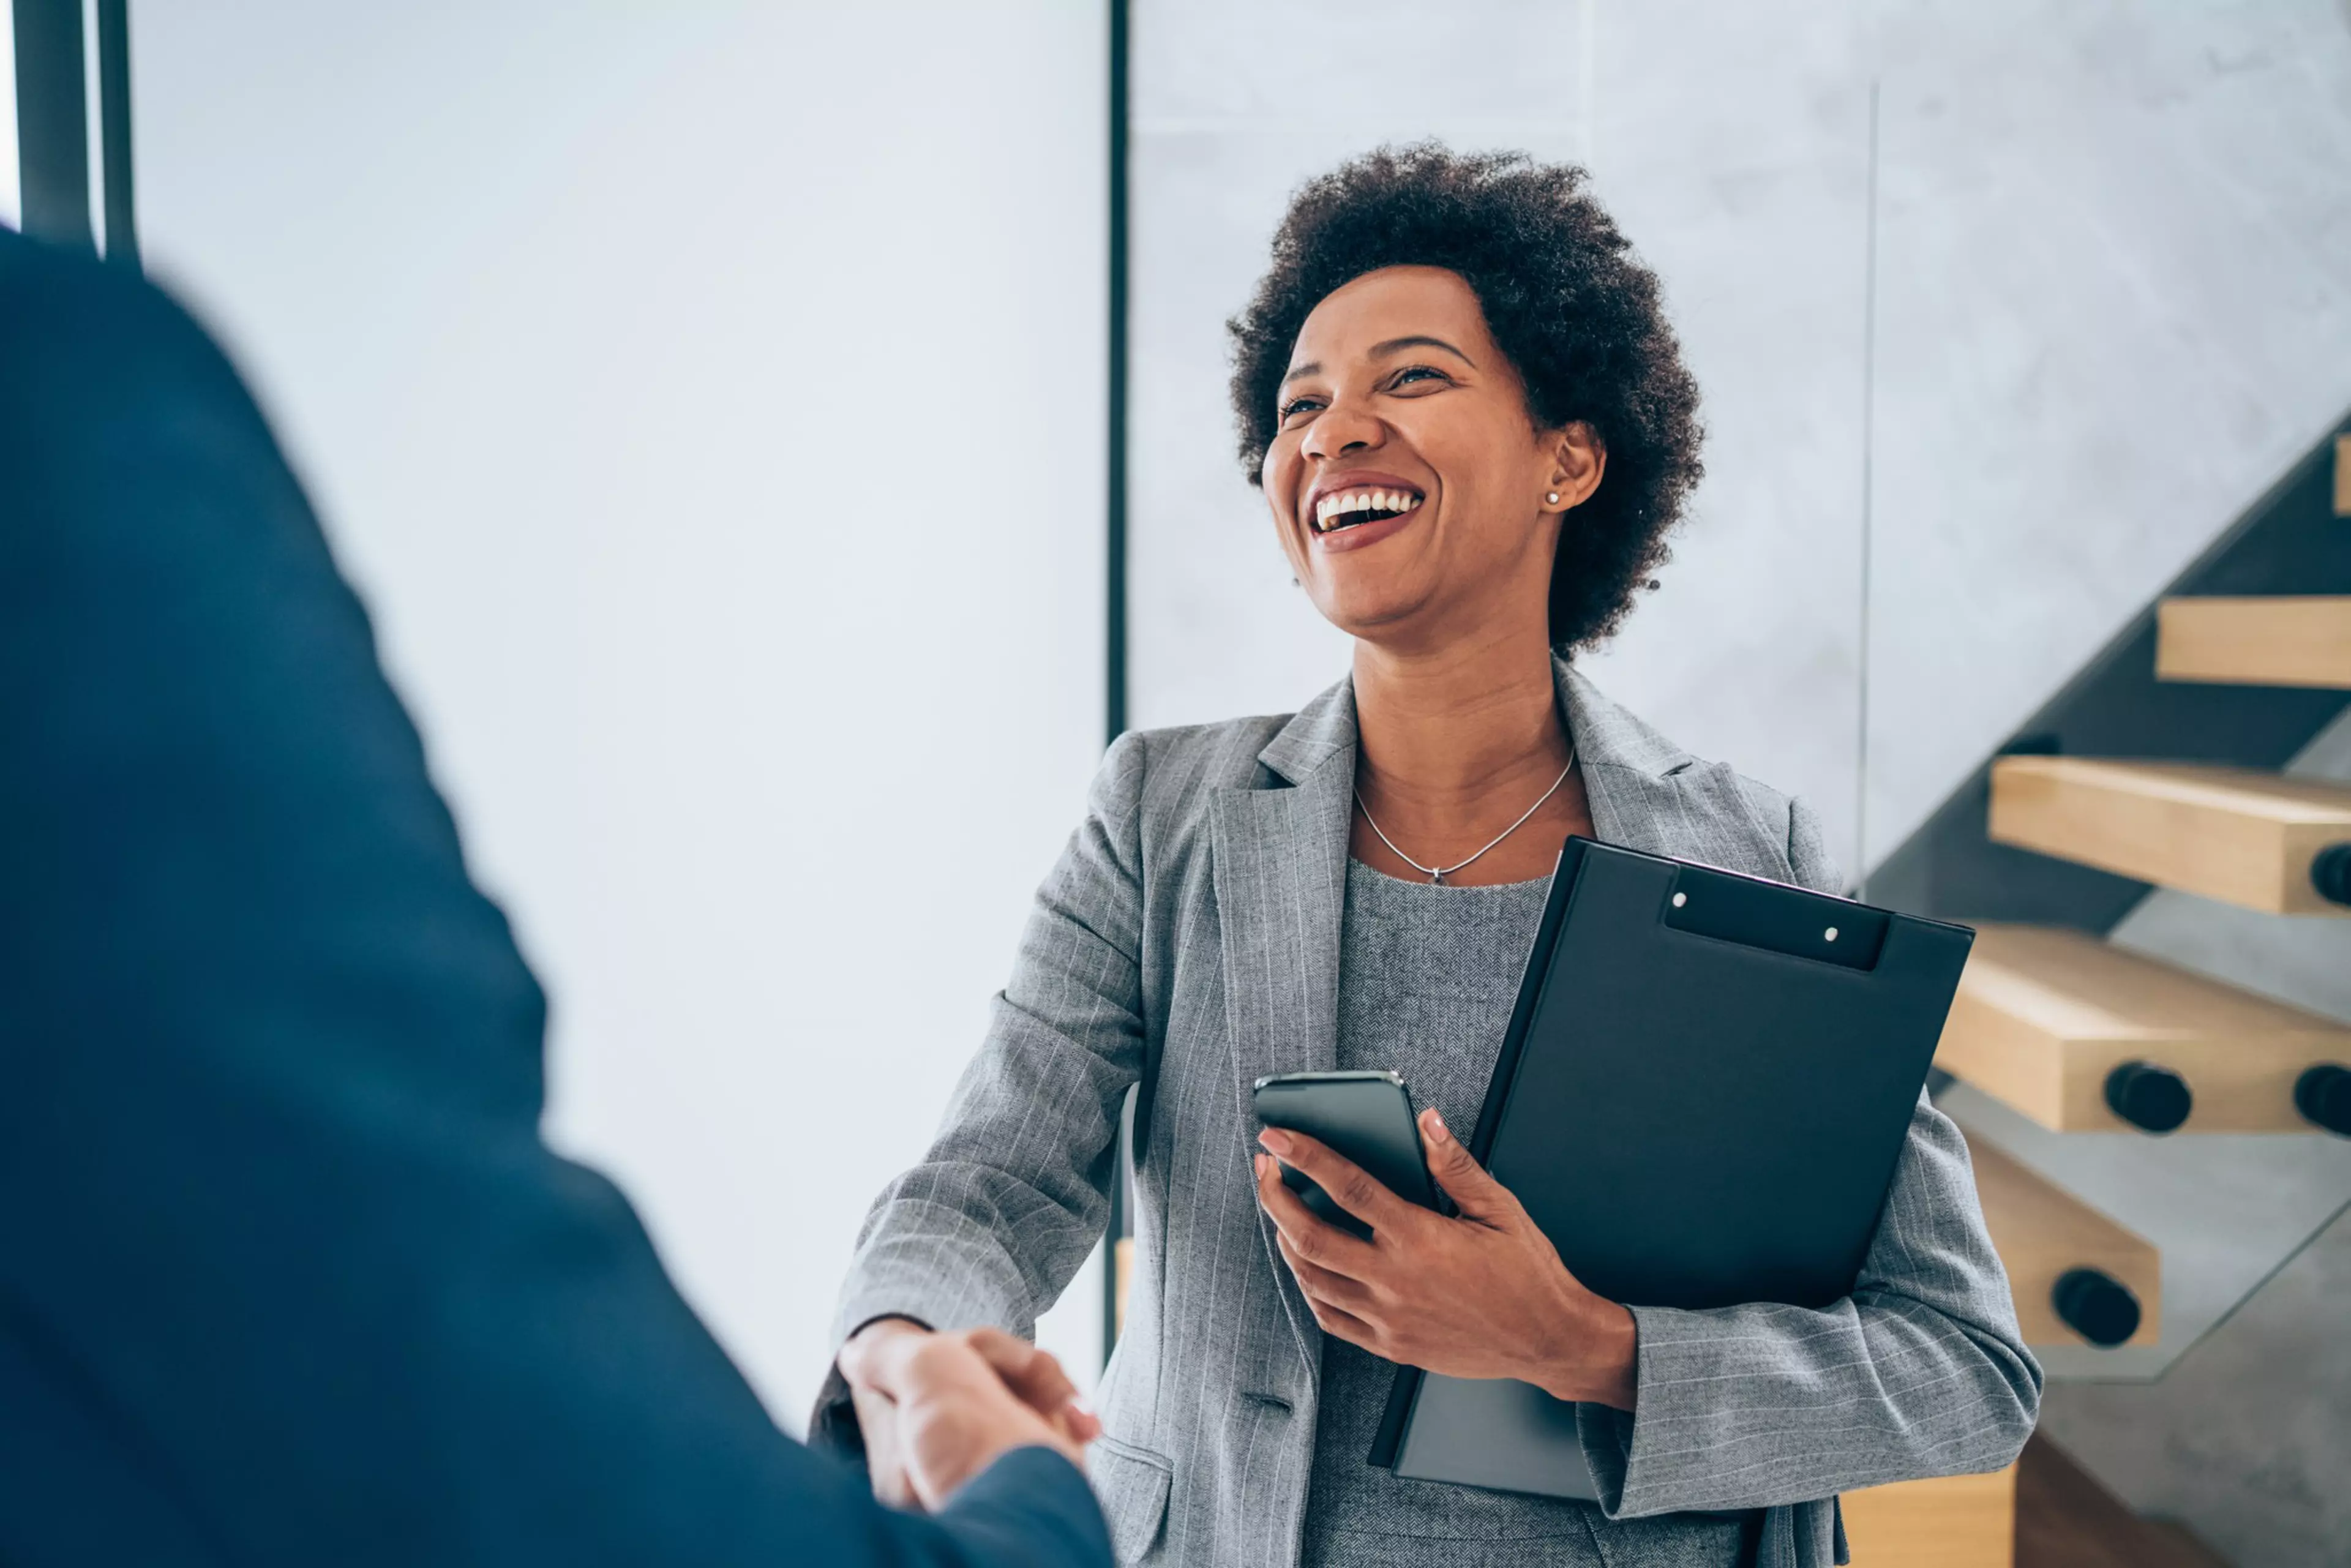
[2052,1267,2142,1348]
[2103,1060,2192,1133]
[2311,844,2351,907]
[2293,1063,2351,1137]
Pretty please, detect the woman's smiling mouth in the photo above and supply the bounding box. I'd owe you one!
[1311,486,1425,534]
[1304,476,1428,553]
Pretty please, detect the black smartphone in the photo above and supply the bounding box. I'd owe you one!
[1251,1070,1439,1241]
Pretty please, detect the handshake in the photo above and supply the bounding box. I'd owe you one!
[839,1318,1102,1510]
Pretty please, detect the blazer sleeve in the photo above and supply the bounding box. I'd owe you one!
[0,233,1110,1568]
[1577,797,2043,1517]
[830,733,1150,1352]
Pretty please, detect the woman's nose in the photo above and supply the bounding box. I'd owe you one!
[1302,400,1384,461]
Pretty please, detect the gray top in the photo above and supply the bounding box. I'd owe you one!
[1299,861,1742,1568]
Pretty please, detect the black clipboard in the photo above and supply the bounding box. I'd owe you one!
[1367,838,1973,1497]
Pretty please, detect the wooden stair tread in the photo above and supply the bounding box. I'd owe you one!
[1997,759,2351,822]
[1959,924,2330,1034]
[1968,1138,2160,1347]
[1842,1464,2015,1566]
[1937,925,2351,1131]
[2158,595,2351,689]
[1989,757,2351,915]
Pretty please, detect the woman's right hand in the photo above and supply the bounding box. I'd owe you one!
[839,1318,1100,1512]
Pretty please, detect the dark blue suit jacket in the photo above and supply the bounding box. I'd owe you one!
[0,230,1110,1568]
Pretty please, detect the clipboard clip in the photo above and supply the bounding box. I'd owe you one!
[1660,862,1888,970]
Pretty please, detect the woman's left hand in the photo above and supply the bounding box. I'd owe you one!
[1254,1108,1639,1411]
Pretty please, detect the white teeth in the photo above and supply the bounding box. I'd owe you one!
[1313,487,1423,530]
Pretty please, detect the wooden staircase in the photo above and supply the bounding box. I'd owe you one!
[1853,435,2351,1563]
[1949,498,2351,1135]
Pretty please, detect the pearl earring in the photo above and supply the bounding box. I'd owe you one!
[1546,491,1561,505]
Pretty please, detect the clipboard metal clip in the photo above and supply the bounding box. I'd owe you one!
[1661,862,1889,970]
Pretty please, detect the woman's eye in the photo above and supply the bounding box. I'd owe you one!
[1278,397,1324,424]
[1390,365,1448,389]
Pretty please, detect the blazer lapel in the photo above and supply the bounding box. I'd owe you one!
[1559,658,1796,880]
[1211,678,1356,1090]
[1210,678,1356,1375]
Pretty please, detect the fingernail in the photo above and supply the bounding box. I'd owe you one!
[1259,1128,1293,1157]
[1253,1153,1268,1180]
[1425,1109,1451,1142]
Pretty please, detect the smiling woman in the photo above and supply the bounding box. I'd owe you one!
[823,144,2038,1568]
[1233,146,1703,658]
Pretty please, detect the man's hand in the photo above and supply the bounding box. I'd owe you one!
[839,1320,1101,1512]
[1254,1108,1638,1410]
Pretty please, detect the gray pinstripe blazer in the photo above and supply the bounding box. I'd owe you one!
[833,659,2040,1568]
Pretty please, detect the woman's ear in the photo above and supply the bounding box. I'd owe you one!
[1544,422,1607,512]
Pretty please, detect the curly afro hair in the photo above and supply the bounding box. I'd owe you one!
[1229,144,1704,653]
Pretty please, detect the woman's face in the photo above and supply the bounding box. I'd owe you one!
[1261,265,1599,653]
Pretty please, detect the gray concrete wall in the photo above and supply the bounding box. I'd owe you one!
[1129,1,2351,1558]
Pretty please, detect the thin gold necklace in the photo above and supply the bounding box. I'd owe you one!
[1352,751,1577,884]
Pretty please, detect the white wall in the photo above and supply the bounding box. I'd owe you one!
[130,2,1108,1418]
